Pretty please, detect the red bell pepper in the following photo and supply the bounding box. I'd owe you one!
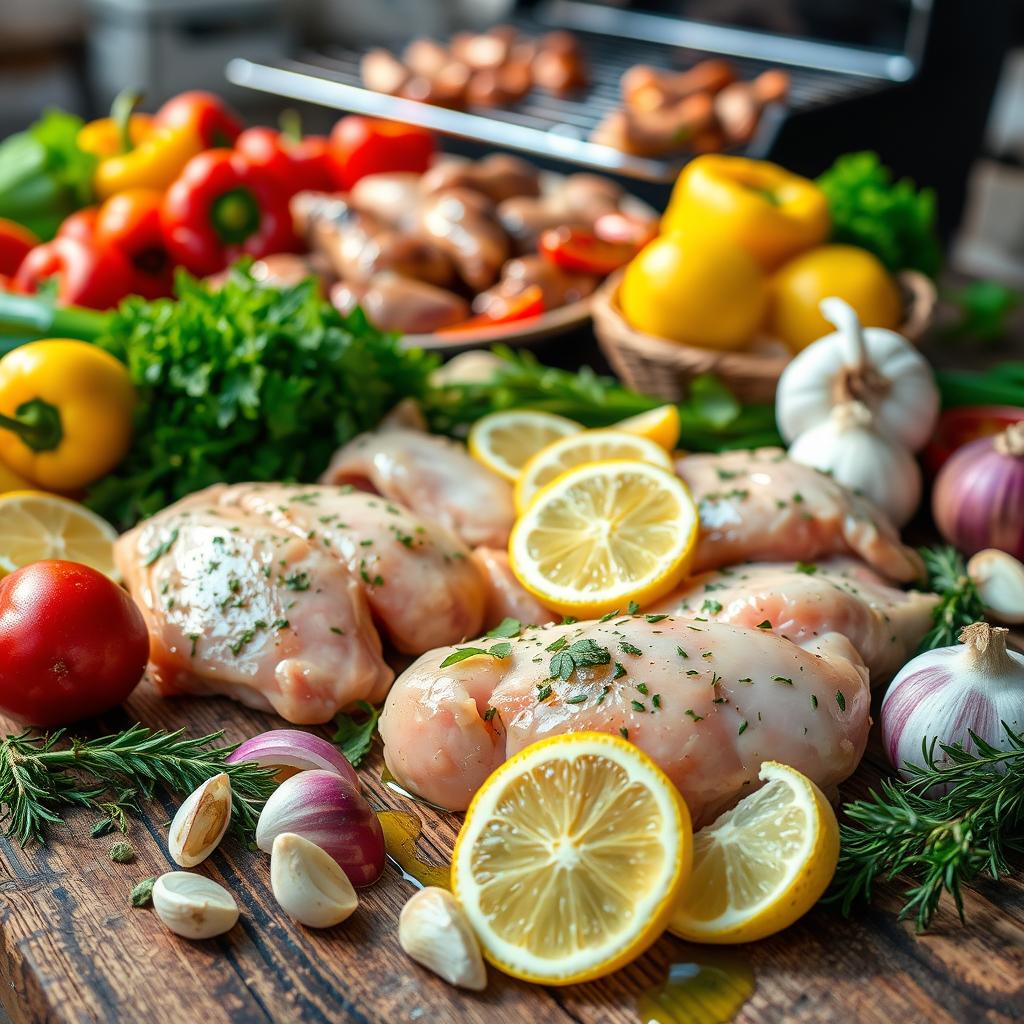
[56,207,99,244]
[95,188,174,299]
[328,117,434,191]
[439,285,545,334]
[0,219,38,277]
[539,226,638,276]
[155,91,243,149]
[235,127,334,195]
[593,211,658,249]
[13,237,136,310]
[160,150,300,276]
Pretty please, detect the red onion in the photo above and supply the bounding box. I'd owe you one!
[932,423,1024,559]
[255,770,384,886]
[226,730,359,787]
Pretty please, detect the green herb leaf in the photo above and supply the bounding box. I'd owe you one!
[486,617,522,639]
[130,877,156,908]
[332,701,381,767]
[549,638,611,681]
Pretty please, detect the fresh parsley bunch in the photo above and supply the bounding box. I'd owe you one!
[89,267,438,528]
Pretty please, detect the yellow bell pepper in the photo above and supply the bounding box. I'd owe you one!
[78,113,154,159]
[661,155,830,270]
[93,124,203,200]
[0,340,135,492]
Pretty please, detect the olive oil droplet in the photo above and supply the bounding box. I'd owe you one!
[377,810,450,890]
[380,767,450,812]
[638,952,754,1024]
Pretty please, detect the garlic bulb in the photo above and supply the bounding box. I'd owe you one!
[776,297,939,452]
[787,400,921,526]
[881,622,1024,773]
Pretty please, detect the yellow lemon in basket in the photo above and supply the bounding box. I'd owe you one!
[619,233,768,351]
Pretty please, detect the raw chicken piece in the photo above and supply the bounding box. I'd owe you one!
[116,489,392,724]
[472,547,556,629]
[215,483,486,653]
[321,427,515,548]
[651,558,937,684]
[379,616,870,822]
[678,448,923,582]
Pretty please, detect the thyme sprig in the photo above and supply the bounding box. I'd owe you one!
[0,724,277,846]
[826,725,1024,931]
[918,545,986,652]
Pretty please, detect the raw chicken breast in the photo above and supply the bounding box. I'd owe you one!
[379,616,870,823]
[214,483,486,653]
[678,448,923,582]
[116,489,392,724]
[471,547,556,629]
[652,559,937,684]
[321,426,515,548]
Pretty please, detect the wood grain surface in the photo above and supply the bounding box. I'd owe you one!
[1,675,1022,1024]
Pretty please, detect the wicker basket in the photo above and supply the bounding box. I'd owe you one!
[593,269,937,404]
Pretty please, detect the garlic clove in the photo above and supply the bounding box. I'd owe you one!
[168,772,232,868]
[270,832,359,928]
[968,548,1024,625]
[152,871,239,940]
[399,886,487,991]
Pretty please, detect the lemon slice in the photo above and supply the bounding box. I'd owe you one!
[515,429,674,513]
[509,459,698,616]
[468,410,582,481]
[615,405,682,451]
[669,761,839,944]
[452,732,692,985]
[0,491,120,580]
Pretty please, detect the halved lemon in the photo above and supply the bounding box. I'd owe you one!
[669,761,839,944]
[468,410,582,481]
[452,732,692,985]
[515,428,674,513]
[615,405,682,451]
[0,491,119,579]
[509,459,698,616]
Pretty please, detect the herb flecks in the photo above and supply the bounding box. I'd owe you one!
[549,639,611,681]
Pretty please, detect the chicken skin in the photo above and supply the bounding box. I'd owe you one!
[379,616,870,823]
[677,448,923,582]
[471,547,556,629]
[116,493,393,724]
[321,426,515,548]
[652,558,937,684]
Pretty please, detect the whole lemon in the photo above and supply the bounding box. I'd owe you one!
[619,233,768,351]
[769,244,903,351]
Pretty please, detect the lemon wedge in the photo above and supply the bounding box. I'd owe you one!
[515,428,674,513]
[615,405,682,451]
[468,410,582,481]
[509,458,698,616]
[0,491,120,580]
[669,761,839,944]
[452,731,692,985]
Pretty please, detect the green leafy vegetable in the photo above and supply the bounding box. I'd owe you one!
[88,267,438,527]
[817,152,941,278]
[331,700,381,768]
[943,281,1021,344]
[918,546,986,652]
[935,361,1024,409]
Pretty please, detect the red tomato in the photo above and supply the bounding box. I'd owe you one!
[14,237,136,310]
[56,207,100,244]
[328,116,434,190]
[0,561,149,726]
[0,218,38,276]
[924,405,1024,475]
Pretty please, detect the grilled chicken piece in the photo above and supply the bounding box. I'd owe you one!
[471,547,556,629]
[115,489,392,724]
[652,558,937,684]
[321,426,515,549]
[330,274,468,333]
[473,255,597,314]
[380,617,870,821]
[349,173,424,229]
[420,155,541,204]
[678,448,923,583]
[215,483,486,654]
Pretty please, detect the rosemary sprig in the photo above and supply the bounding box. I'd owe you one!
[0,724,278,847]
[918,545,986,651]
[825,725,1024,931]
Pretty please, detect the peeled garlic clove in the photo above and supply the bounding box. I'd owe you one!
[152,871,239,940]
[168,772,232,868]
[399,886,487,991]
[968,548,1024,625]
[270,832,359,928]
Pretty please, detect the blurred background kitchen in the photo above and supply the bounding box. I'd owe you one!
[0,0,1021,282]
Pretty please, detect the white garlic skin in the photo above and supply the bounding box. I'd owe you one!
[399,887,487,991]
[881,624,1024,773]
[168,772,232,868]
[271,832,359,928]
[968,549,1024,625]
[152,872,239,940]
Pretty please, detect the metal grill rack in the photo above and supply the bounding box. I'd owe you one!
[227,21,892,182]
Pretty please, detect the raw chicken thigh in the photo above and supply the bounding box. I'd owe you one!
[471,547,556,629]
[379,615,870,823]
[652,558,937,684]
[678,448,923,583]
